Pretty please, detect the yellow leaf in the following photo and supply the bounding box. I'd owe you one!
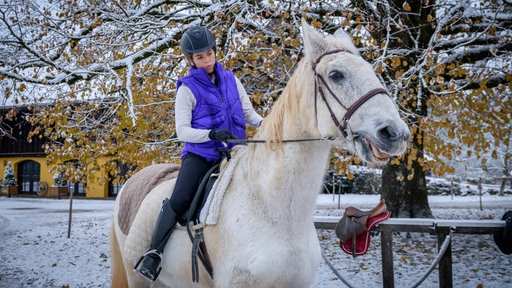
[311,19,321,28]
[403,2,411,11]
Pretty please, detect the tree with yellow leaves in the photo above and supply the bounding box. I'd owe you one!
[1,1,510,218]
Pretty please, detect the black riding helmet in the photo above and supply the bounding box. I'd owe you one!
[180,26,216,56]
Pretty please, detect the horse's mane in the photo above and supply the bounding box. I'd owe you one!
[254,59,310,151]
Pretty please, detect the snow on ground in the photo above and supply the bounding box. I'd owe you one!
[0,194,511,288]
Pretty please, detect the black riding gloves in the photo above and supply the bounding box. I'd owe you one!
[208,129,237,141]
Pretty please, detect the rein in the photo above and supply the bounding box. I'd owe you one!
[226,137,339,145]
[227,50,388,146]
[312,49,389,139]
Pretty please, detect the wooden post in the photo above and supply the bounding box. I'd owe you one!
[478,178,483,211]
[438,230,453,288]
[67,187,74,238]
[332,173,335,201]
[450,179,454,199]
[381,230,394,288]
[337,179,341,209]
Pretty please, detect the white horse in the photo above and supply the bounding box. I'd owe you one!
[110,22,410,288]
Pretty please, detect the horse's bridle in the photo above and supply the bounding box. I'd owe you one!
[312,49,389,139]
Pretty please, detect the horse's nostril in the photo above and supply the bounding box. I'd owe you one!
[378,126,398,140]
[378,125,409,142]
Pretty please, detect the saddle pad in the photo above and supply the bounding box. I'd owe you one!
[199,155,240,225]
[341,211,391,257]
[118,163,180,235]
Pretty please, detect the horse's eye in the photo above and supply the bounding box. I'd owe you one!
[328,70,345,83]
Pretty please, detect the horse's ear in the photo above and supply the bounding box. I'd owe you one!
[301,21,328,61]
[334,28,352,43]
[333,28,360,56]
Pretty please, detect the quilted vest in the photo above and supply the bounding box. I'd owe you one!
[177,61,246,162]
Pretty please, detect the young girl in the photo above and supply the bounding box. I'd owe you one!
[134,25,263,281]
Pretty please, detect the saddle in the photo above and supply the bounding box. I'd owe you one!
[180,163,220,282]
[334,199,391,257]
[179,147,232,282]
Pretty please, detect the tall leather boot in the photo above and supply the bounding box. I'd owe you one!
[134,198,179,281]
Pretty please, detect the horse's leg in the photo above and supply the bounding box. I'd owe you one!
[110,219,128,288]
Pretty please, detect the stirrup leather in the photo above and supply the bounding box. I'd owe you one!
[133,249,163,281]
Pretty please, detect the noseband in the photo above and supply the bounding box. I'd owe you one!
[312,49,389,139]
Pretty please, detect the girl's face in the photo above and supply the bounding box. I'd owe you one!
[191,49,216,74]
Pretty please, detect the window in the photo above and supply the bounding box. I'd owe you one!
[18,160,40,194]
[68,181,86,196]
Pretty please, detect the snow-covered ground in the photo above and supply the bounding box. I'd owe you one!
[0,194,511,288]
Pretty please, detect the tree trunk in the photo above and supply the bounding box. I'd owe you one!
[371,0,435,219]
[382,160,433,218]
[382,132,433,218]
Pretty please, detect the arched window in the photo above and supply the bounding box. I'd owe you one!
[18,160,40,194]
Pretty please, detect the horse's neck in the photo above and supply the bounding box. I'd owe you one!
[247,142,331,223]
[242,62,331,224]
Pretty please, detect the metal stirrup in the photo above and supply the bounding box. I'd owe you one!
[133,249,163,281]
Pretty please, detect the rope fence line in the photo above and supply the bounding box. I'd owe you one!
[314,217,506,288]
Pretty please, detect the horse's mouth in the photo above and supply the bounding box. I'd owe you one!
[364,138,391,163]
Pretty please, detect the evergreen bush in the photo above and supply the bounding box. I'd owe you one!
[2,161,17,186]
[53,171,67,187]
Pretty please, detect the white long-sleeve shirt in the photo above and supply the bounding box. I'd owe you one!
[175,76,263,143]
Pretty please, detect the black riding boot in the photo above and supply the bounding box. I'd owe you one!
[134,198,179,281]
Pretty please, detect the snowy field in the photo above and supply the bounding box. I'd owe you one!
[0,194,511,288]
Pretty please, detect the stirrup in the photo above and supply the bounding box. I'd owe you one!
[133,249,163,281]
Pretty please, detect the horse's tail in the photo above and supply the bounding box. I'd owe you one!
[110,218,128,288]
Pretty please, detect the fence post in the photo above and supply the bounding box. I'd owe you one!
[381,230,394,288]
[438,230,453,288]
[479,178,483,210]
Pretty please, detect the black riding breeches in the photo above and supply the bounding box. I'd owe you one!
[170,153,216,216]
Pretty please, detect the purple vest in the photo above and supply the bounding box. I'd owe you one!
[177,61,246,162]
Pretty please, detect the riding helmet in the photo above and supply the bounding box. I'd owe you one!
[180,26,216,55]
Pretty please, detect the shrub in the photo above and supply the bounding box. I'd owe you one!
[53,171,67,187]
[2,161,17,186]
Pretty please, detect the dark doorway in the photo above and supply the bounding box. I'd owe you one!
[18,160,40,195]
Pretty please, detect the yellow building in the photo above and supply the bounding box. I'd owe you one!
[1,106,124,198]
